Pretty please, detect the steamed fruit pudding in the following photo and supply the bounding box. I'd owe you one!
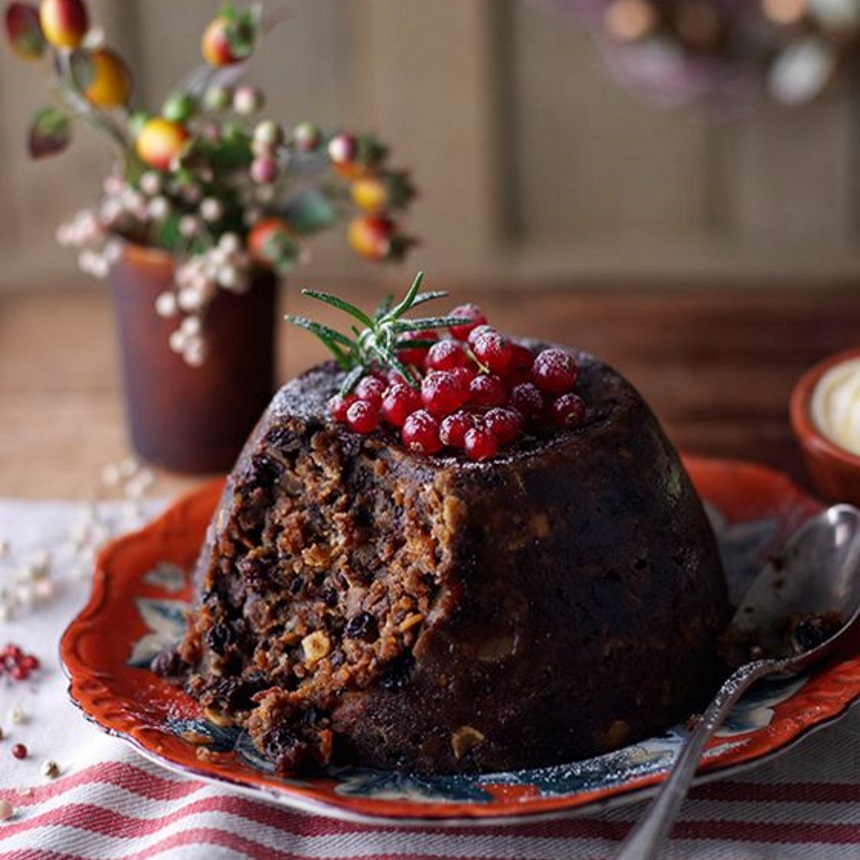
[176,275,729,776]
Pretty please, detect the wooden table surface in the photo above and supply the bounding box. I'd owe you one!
[1,282,858,501]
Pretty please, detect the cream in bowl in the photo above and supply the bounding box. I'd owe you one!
[810,358,860,457]
[791,348,860,505]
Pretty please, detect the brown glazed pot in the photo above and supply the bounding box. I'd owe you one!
[109,242,277,474]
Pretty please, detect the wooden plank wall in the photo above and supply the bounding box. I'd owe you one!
[0,0,858,287]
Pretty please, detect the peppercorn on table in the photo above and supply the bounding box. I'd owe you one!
[1,281,860,859]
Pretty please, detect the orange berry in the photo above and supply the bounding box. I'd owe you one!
[135,117,189,172]
[84,49,132,108]
[39,0,88,49]
[347,215,394,261]
[248,217,298,269]
[334,161,367,181]
[351,177,389,214]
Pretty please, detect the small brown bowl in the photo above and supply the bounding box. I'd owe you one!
[790,346,860,505]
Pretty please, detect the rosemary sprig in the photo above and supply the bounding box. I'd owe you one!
[286,272,469,393]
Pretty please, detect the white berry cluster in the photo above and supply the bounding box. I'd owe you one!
[0,546,56,622]
[156,234,253,366]
[56,167,262,367]
[0,457,155,622]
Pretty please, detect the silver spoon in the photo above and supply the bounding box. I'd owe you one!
[615,503,860,860]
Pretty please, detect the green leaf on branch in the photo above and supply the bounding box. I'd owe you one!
[207,121,253,170]
[219,3,257,60]
[154,213,183,252]
[68,49,95,90]
[281,189,337,235]
[28,107,72,159]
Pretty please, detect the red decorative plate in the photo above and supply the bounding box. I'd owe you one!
[60,457,860,824]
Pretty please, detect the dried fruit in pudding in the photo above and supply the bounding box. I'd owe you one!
[176,274,729,776]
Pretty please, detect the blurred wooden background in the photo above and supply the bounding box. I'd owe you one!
[1,0,860,287]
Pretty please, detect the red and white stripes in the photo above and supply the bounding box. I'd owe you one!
[3,746,860,860]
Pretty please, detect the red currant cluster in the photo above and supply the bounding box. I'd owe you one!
[328,305,585,461]
[0,643,40,682]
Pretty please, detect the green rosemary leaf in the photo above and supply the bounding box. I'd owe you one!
[375,293,394,320]
[318,340,353,370]
[389,271,424,319]
[394,337,438,349]
[404,290,449,309]
[284,315,354,348]
[339,364,365,395]
[391,316,470,332]
[301,289,375,329]
[387,354,420,388]
[284,315,354,370]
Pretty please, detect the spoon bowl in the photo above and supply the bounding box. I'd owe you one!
[615,503,860,860]
[726,504,860,670]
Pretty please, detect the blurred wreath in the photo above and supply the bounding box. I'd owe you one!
[539,0,860,107]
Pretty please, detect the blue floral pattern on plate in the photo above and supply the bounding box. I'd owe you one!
[126,504,812,806]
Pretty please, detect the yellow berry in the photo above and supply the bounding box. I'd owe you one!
[39,0,88,50]
[348,215,394,261]
[135,117,189,172]
[351,177,389,214]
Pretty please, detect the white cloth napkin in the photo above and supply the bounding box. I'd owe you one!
[0,497,165,790]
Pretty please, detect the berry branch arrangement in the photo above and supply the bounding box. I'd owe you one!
[287,274,587,461]
[5,0,417,365]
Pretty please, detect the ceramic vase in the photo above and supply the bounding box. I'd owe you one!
[109,242,277,473]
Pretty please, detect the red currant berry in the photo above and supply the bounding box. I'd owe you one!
[466,324,495,350]
[532,348,579,395]
[464,426,499,461]
[421,371,469,418]
[449,304,487,341]
[397,330,438,368]
[10,665,27,681]
[511,382,546,424]
[468,373,508,408]
[472,330,514,374]
[402,409,442,454]
[346,399,380,434]
[19,655,39,672]
[484,407,522,445]
[439,410,475,448]
[381,382,421,428]
[11,743,27,760]
[426,339,467,371]
[382,368,407,385]
[450,365,476,390]
[328,393,357,423]
[552,393,587,428]
[354,375,386,407]
[506,343,535,385]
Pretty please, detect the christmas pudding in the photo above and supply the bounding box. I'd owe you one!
[176,275,729,775]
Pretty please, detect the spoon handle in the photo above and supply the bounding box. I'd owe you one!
[614,659,775,860]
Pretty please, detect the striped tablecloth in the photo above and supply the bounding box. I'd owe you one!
[1,497,859,860]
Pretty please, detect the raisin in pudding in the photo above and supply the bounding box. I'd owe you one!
[176,276,729,776]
